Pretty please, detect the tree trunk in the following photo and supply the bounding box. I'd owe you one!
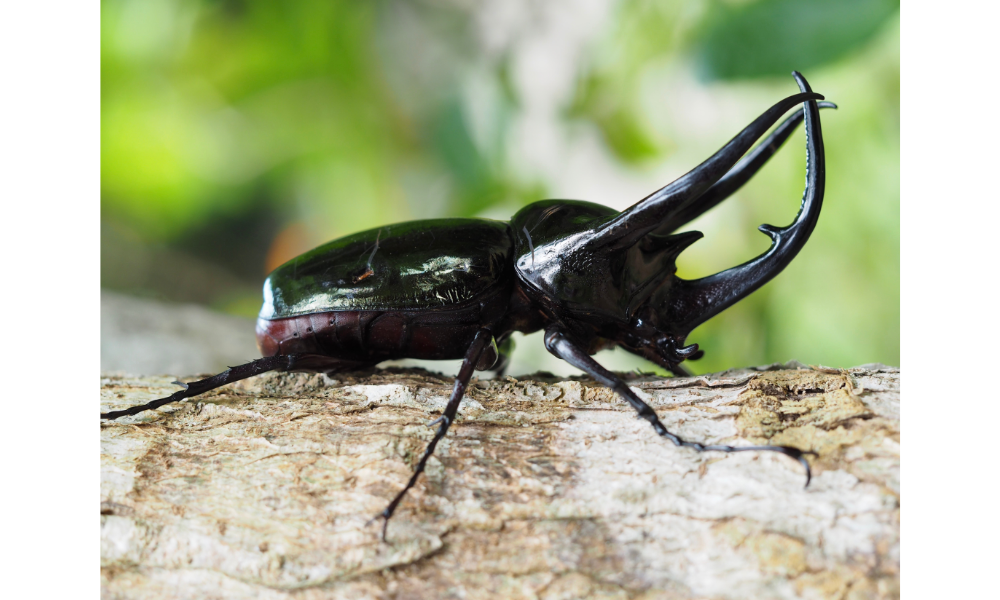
[101,363,899,600]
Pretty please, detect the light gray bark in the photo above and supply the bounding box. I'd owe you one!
[101,363,899,600]
[101,290,258,375]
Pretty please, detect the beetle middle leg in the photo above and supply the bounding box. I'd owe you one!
[487,335,515,378]
[543,328,815,485]
[369,327,494,541]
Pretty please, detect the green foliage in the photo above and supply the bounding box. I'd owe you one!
[569,73,663,163]
[102,0,899,369]
[102,0,402,242]
[695,0,900,81]
[567,0,695,164]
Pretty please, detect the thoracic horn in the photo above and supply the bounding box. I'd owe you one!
[589,83,824,253]
[663,71,826,337]
[654,100,837,236]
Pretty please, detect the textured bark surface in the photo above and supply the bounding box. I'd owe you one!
[101,363,899,600]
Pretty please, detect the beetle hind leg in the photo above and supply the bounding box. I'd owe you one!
[100,355,293,420]
[368,328,494,541]
[100,354,374,421]
[544,328,815,486]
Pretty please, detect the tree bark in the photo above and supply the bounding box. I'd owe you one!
[101,363,899,600]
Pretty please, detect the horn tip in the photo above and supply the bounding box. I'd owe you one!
[792,71,814,94]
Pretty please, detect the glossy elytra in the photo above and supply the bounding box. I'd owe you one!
[103,72,833,540]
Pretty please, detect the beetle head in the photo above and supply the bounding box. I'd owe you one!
[509,204,708,369]
[510,72,825,368]
[509,200,700,329]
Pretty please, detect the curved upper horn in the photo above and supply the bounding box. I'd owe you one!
[664,71,826,337]
[592,88,825,252]
[654,101,837,236]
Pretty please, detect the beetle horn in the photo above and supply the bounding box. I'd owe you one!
[653,101,837,236]
[664,72,826,337]
[593,85,824,252]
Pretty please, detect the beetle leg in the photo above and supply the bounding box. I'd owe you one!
[100,354,373,420]
[369,327,494,542]
[667,362,693,378]
[489,336,516,378]
[595,77,823,251]
[475,334,500,371]
[544,328,814,486]
[664,72,826,337]
[100,355,293,420]
[653,101,836,236]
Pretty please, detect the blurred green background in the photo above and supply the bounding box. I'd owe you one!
[101,0,899,375]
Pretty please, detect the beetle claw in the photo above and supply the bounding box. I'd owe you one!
[364,511,392,542]
[426,416,449,428]
[797,455,813,488]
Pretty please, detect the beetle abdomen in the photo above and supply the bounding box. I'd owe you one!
[256,286,511,362]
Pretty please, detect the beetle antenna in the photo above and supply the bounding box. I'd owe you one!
[665,71,826,337]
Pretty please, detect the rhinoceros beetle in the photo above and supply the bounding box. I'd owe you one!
[103,72,832,539]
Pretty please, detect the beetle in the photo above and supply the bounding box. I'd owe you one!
[103,72,832,539]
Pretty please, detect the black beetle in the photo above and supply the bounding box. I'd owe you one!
[103,72,832,539]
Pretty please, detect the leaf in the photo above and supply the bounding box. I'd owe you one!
[695,0,899,80]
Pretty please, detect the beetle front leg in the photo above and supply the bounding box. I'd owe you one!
[543,328,815,486]
[667,362,693,378]
[369,327,494,541]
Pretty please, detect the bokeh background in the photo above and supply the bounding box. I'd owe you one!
[101,0,899,377]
